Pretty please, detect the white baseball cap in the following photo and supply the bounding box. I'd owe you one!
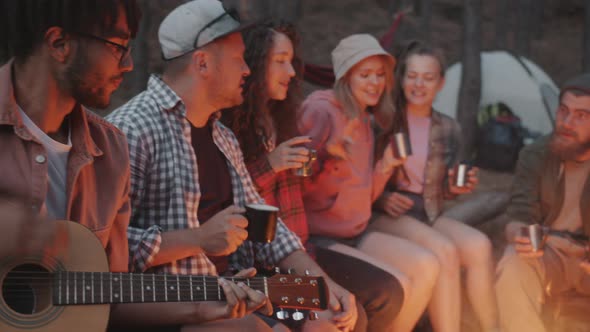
[159,0,249,60]
[331,34,395,81]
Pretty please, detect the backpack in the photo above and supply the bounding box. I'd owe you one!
[474,102,525,172]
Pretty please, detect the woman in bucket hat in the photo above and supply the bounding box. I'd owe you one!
[297,34,440,332]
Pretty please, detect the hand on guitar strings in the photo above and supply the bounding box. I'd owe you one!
[204,267,272,321]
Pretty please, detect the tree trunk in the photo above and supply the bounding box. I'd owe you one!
[531,0,545,40]
[585,0,590,71]
[419,0,433,42]
[272,0,303,22]
[376,0,401,16]
[457,0,481,161]
[494,0,509,49]
[515,0,534,57]
[226,0,301,22]
[128,0,151,94]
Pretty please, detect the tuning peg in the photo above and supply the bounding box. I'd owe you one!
[287,267,295,275]
[304,269,311,276]
[308,311,319,321]
[274,267,281,274]
[276,310,289,320]
[292,310,304,321]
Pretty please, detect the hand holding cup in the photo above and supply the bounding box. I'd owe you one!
[244,204,279,243]
[268,136,312,173]
[448,163,478,195]
[391,132,412,159]
[293,149,317,177]
[514,224,546,258]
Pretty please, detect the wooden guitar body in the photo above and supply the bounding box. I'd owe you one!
[0,220,109,332]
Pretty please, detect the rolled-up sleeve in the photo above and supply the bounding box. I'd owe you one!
[127,224,162,272]
[108,115,165,272]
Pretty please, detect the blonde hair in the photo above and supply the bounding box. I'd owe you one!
[333,54,395,131]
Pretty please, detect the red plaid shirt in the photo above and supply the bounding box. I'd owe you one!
[246,156,310,245]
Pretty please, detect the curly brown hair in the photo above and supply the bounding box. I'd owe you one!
[221,21,303,163]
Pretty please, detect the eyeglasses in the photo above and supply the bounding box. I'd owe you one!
[77,33,132,64]
[193,8,240,49]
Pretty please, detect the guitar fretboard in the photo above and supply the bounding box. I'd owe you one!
[52,272,268,305]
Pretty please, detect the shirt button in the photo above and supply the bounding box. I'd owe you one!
[35,155,46,164]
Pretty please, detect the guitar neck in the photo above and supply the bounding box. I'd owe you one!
[52,272,266,305]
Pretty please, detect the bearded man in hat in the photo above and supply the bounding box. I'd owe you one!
[495,73,590,332]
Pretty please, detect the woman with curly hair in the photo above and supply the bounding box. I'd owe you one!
[222,22,406,332]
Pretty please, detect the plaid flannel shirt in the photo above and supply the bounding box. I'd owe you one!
[106,75,303,275]
[386,110,462,223]
[246,156,309,244]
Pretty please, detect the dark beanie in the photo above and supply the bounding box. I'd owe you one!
[560,73,590,99]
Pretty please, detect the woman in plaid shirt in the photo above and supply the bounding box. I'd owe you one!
[222,21,407,332]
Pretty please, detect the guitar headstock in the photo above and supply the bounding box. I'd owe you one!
[266,274,329,310]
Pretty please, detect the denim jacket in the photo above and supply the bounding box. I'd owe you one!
[385,110,462,223]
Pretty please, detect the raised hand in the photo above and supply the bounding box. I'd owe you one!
[267,136,312,173]
[326,118,361,160]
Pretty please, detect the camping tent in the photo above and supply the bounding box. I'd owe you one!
[433,51,559,136]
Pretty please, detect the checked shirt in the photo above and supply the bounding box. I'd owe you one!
[107,75,303,275]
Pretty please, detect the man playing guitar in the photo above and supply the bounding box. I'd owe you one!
[0,1,277,331]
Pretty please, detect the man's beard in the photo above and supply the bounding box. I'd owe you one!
[58,47,115,109]
[549,129,590,161]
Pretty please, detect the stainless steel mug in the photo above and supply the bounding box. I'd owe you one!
[293,149,317,177]
[392,132,412,159]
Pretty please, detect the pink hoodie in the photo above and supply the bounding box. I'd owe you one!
[298,90,392,238]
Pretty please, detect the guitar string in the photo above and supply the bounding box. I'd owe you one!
[1,272,317,285]
[1,277,307,285]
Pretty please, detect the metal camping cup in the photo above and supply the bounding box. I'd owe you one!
[521,224,546,252]
[392,132,412,159]
[453,163,471,187]
[293,149,317,177]
[245,203,279,243]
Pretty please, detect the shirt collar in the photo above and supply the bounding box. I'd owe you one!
[0,59,102,157]
[147,74,185,116]
[0,59,21,127]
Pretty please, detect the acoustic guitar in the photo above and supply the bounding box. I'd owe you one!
[0,221,329,332]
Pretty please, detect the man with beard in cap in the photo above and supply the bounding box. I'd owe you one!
[496,73,590,332]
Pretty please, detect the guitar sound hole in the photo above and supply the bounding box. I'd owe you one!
[2,264,50,314]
